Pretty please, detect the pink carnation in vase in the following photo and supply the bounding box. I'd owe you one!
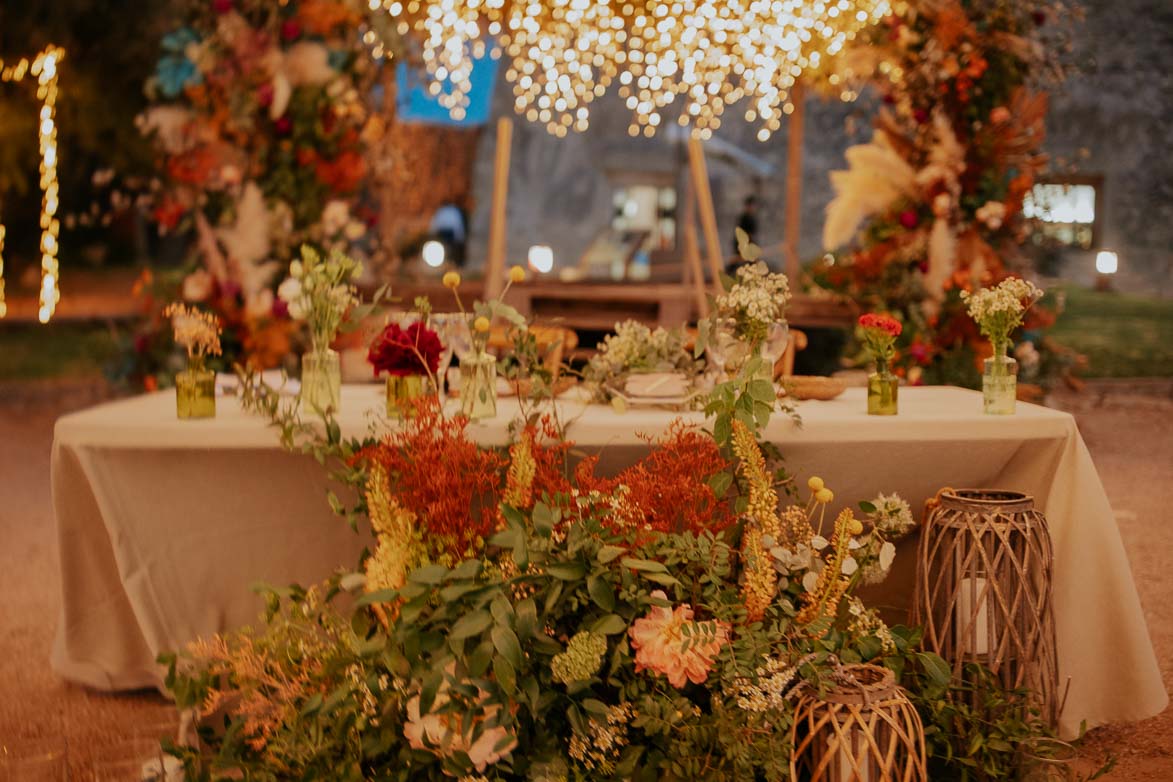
[629,590,730,688]
[368,321,443,377]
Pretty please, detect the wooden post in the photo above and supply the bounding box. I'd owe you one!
[686,136,725,289]
[680,191,709,319]
[485,117,513,299]
[784,81,805,283]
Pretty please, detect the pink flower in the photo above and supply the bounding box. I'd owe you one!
[274,116,292,135]
[212,0,233,13]
[629,591,730,688]
[899,210,919,229]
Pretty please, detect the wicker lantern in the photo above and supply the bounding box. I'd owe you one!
[913,489,1058,725]
[790,663,927,782]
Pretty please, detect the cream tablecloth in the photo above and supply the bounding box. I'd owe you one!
[51,385,1166,737]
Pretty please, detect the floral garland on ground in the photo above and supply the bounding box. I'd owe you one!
[812,0,1082,392]
[123,0,388,387]
[160,355,1076,780]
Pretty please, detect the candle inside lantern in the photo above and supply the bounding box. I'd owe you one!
[830,729,871,782]
[956,576,992,655]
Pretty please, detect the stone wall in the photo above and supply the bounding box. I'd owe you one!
[465,0,1171,295]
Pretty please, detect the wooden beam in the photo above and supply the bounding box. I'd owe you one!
[678,174,709,320]
[484,117,513,299]
[783,81,805,283]
[686,136,725,289]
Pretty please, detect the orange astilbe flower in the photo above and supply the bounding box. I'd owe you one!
[356,398,506,564]
[577,420,734,537]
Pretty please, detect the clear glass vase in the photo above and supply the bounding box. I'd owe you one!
[460,349,498,420]
[867,356,899,416]
[175,364,215,419]
[301,346,341,413]
[386,374,431,418]
[983,341,1018,415]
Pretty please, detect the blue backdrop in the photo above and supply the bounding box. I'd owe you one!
[395,53,499,127]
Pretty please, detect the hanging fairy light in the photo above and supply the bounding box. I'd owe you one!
[0,45,64,322]
[379,0,887,138]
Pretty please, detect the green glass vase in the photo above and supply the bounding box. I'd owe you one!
[386,374,431,418]
[867,357,899,416]
[175,365,216,419]
[301,346,341,414]
[460,349,498,421]
[982,341,1018,415]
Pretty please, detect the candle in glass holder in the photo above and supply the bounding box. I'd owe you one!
[956,576,992,655]
[830,730,872,782]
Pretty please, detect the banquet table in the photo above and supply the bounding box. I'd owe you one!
[51,385,1166,737]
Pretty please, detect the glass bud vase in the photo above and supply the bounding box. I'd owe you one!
[461,349,498,421]
[175,364,216,419]
[386,374,429,418]
[867,356,899,416]
[301,346,341,413]
[983,341,1018,415]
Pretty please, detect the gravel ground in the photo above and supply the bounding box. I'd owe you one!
[0,381,1169,778]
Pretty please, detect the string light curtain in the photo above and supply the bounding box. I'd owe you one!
[375,0,888,139]
[0,45,64,322]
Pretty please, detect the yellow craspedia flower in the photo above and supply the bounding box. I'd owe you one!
[847,517,864,536]
[442,271,461,289]
[807,476,825,492]
[815,488,834,504]
[508,265,526,283]
[474,316,491,333]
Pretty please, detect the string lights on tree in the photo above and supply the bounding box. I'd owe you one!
[0,45,64,322]
[375,0,887,138]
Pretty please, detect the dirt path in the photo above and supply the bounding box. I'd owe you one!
[0,382,1169,778]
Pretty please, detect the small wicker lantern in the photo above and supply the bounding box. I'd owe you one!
[913,489,1058,725]
[790,663,927,782]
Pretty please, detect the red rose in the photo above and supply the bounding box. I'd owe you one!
[274,116,292,135]
[368,321,444,377]
[256,82,274,108]
[899,210,919,229]
[212,0,233,13]
[281,20,302,41]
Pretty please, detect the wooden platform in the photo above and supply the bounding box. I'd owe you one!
[384,278,856,333]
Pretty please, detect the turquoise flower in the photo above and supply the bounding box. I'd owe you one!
[156,28,203,98]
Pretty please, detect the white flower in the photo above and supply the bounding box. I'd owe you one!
[245,289,274,320]
[976,200,1007,230]
[182,268,214,302]
[932,192,952,217]
[137,106,195,154]
[277,277,305,320]
[322,200,351,235]
[960,277,1044,342]
[869,493,916,538]
[1015,341,1041,370]
[344,219,367,241]
[714,262,791,337]
[282,41,335,87]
